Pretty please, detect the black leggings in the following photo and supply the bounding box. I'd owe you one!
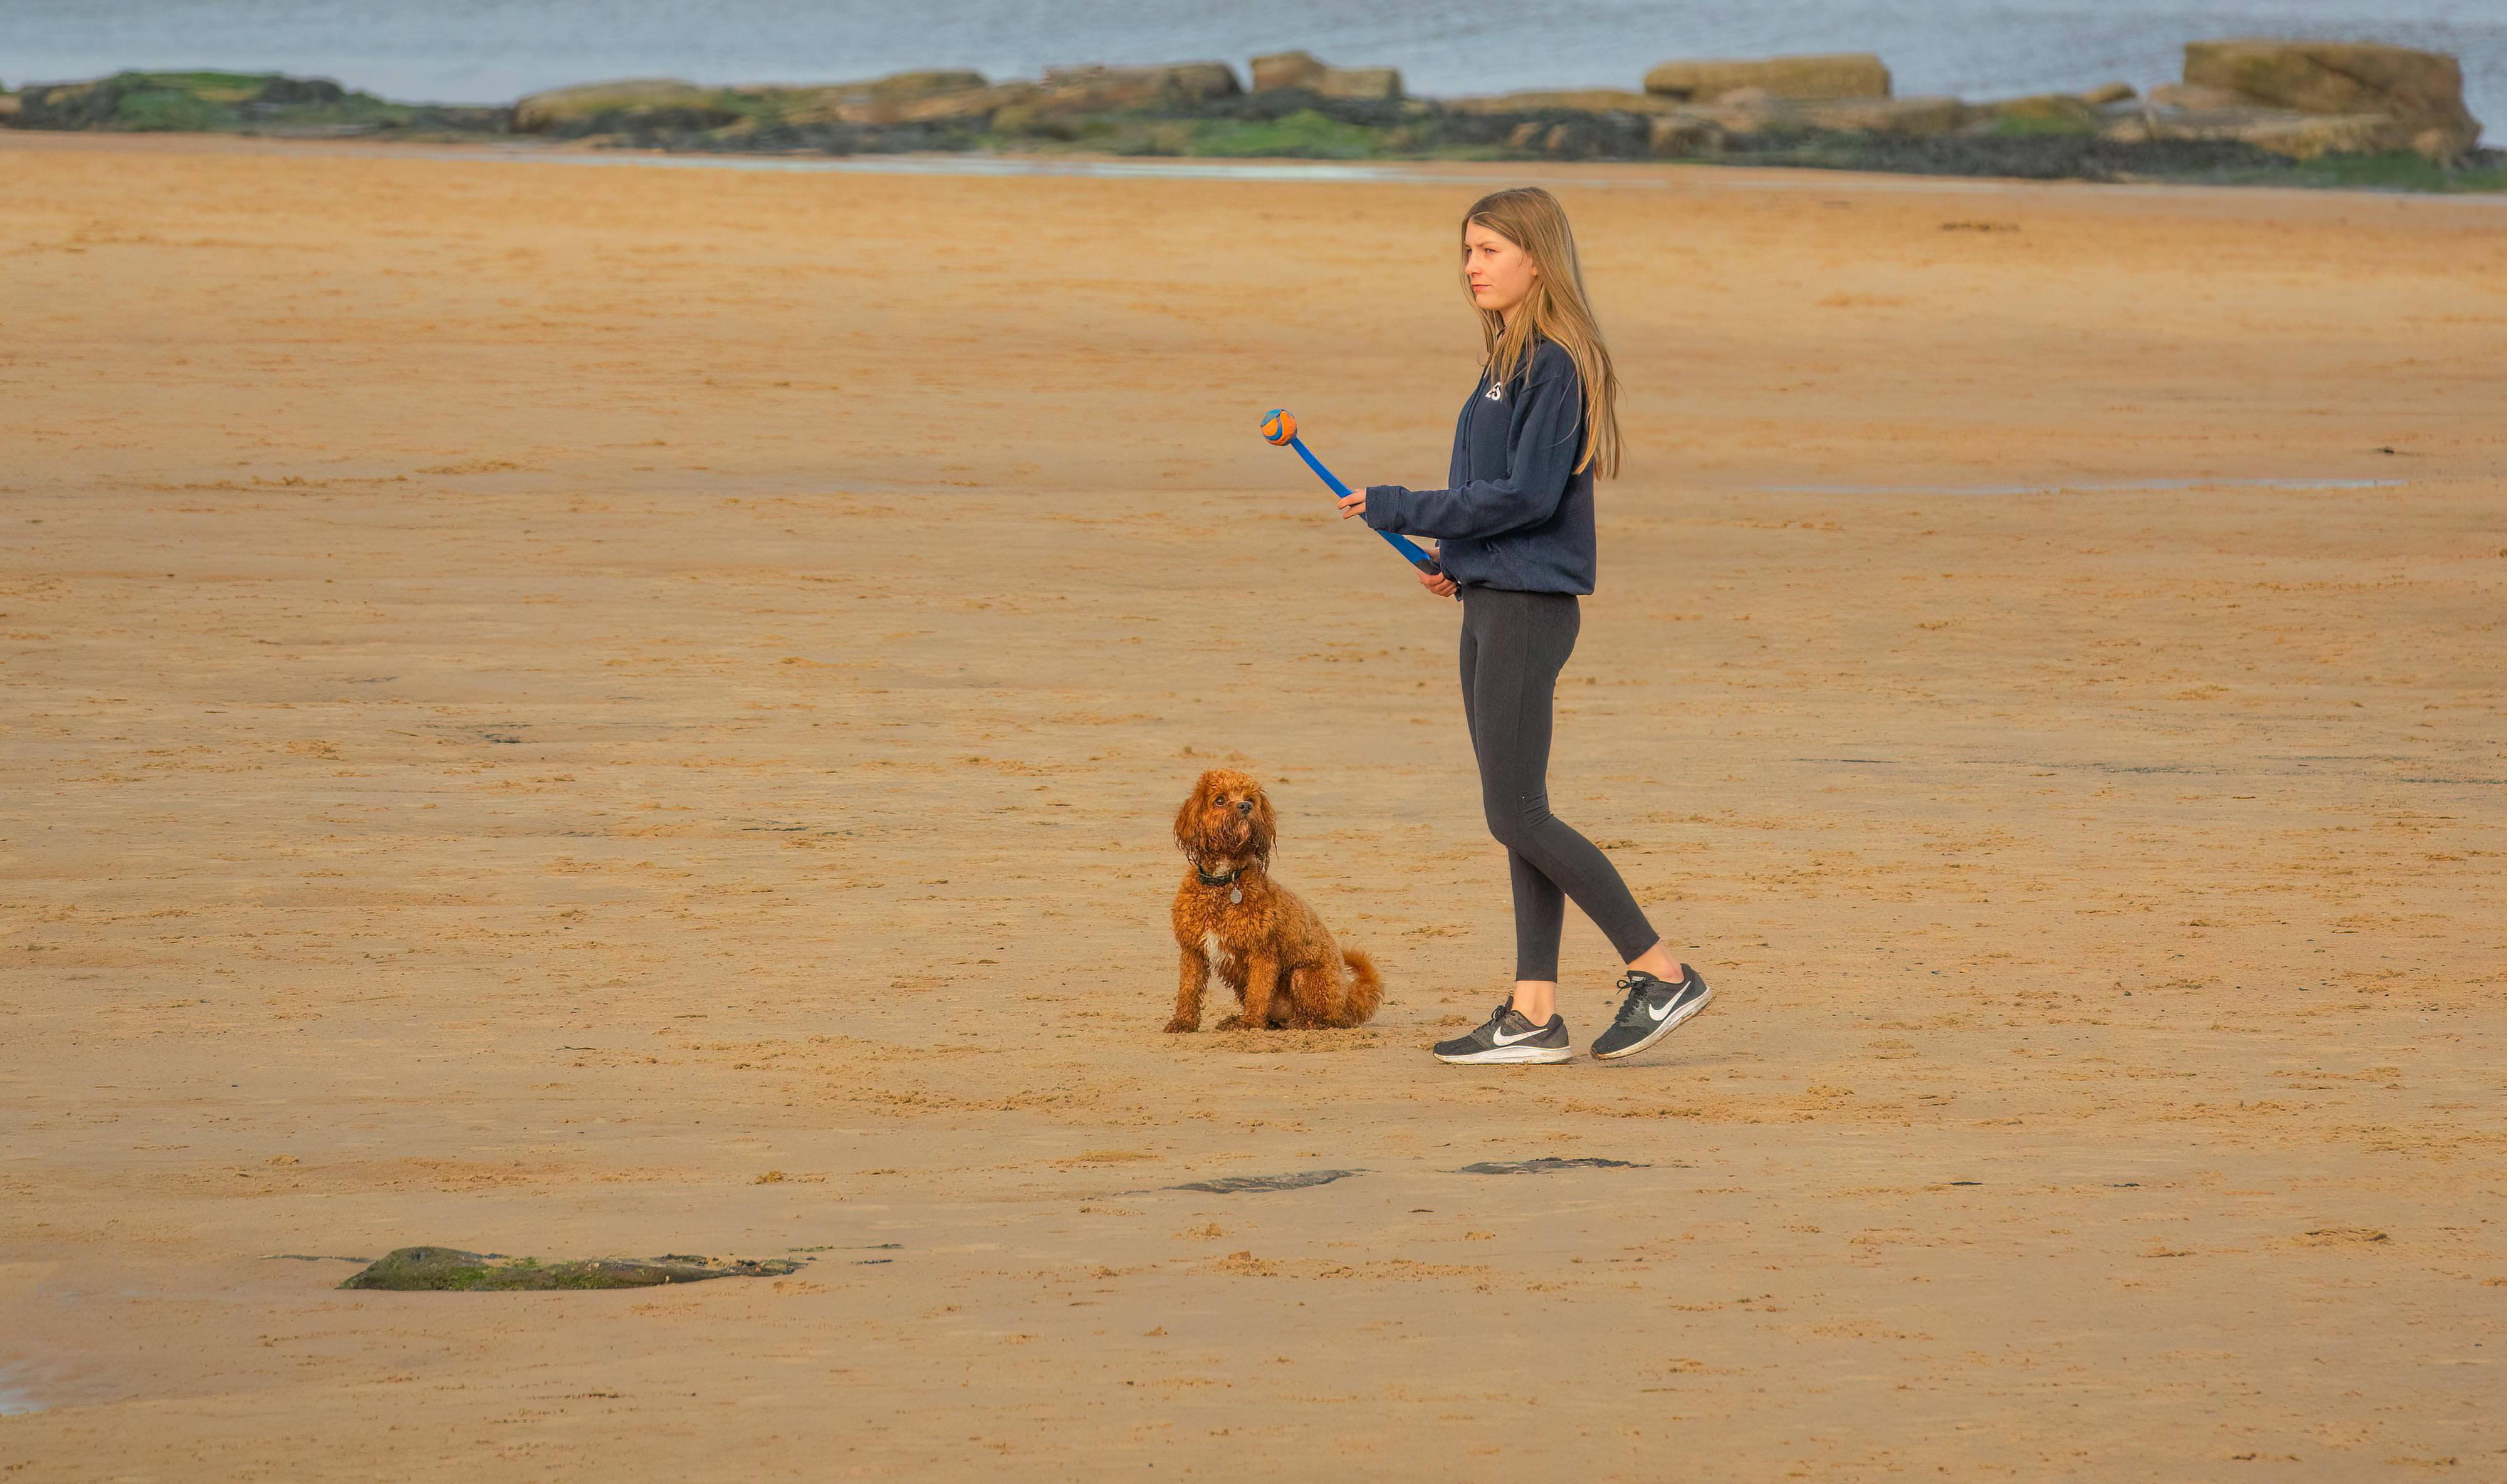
[1459,586,1660,981]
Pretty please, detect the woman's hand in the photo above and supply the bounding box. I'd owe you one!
[1339,491,1453,596]
[1417,546,1457,598]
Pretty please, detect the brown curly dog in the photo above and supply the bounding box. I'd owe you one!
[1168,768,1383,1032]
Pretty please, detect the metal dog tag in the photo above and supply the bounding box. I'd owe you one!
[1230,888,1242,904]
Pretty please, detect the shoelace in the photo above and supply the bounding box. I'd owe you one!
[1611,972,1672,1025]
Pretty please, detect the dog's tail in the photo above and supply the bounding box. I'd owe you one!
[1335,947,1384,1028]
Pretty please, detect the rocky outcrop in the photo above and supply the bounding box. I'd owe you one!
[512,78,738,134]
[340,1245,805,1290]
[1648,115,1725,156]
[882,82,1037,125]
[8,70,497,133]
[1318,66,1401,101]
[8,44,2493,183]
[847,68,988,98]
[981,62,1248,137]
[762,70,1001,127]
[1035,62,1242,110]
[1250,51,1401,100]
[2182,39,2480,160]
[2147,83,2253,111]
[2103,104,2416,160]
[10,77,122,128]
[1645,53,1892,103]
[1983,93,2106,130]
[1653,89,1967,139]
[1446,88,1679,116]
[1795,95,1968,135]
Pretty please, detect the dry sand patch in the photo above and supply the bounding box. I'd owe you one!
[0,132,2502,1478]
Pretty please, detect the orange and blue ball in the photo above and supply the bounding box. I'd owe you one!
[1259,408,1298,446]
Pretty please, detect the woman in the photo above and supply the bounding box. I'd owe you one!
[1336,187,1712,1065]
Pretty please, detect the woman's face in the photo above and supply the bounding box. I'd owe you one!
[1463,222,1537,320]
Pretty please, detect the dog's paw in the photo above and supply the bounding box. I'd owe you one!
[1213,1014,1245,1031]
[1163,1016,1198,1034]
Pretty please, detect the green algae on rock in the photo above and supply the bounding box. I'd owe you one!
[340,1245,804,1291]
[8,71,505,136]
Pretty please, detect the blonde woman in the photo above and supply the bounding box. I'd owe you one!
[1336,187,1711,1065]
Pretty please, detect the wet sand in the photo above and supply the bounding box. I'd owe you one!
[1,132,2502,1480]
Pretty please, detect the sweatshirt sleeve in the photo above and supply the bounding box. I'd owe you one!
[1363,348,1581,541]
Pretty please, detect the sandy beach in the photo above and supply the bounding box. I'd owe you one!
[2,131,2503,1478]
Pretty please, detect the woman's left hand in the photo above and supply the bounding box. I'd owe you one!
[1336,489,1366,521]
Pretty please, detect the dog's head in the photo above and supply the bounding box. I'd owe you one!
[1174,768,1275,869]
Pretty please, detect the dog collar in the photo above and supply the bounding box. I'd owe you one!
[1195,867,1242,887]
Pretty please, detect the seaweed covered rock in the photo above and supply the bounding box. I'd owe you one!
[1645,53,1892,103]
[2182,39,2479,160]
[340,1245,804,1290]
[8,71,497,134]
[8,77,111,128]
[512,78,740,135]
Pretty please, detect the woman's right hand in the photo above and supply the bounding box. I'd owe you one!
[1417,553,1458,599]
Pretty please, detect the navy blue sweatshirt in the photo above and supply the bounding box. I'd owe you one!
[1361,339,1595,595]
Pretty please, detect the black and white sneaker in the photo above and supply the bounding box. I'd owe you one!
[1433,1003,1573,1065]
[1590,966,1714,1061]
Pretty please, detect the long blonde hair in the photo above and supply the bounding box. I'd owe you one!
[1460,187,1621,479]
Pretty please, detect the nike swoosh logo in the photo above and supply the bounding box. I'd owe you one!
[1489,1026,1545,1045]
[1646,998,1677,1022]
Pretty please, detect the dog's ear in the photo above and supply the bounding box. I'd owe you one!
[1174,771,1215,857]
[1245,782,1277,864]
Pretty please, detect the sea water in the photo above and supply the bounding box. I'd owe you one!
[6,0,2500,143]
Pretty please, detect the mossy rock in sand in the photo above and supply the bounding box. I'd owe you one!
[340,1245,803,1291]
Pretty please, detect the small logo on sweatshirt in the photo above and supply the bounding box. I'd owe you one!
[1485,381,1504,402]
